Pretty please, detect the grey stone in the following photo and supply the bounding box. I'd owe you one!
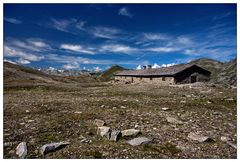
[188,132,213,143]
[97,126,111,139]
[121,129,140,137]
[162,107,169,111]
[40,142,70,155]
[15,142,27,159]
[166,117,183,125]
[94,119,105,127]
[110,130,121,141]
[220,136,237,149]
[80,138,92,143]
[127,137,151,146]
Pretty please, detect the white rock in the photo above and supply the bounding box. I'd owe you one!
[121,129,140,137]
[97,126,111,139]
[162,107,169,111]
[166,117,183,125]
[188,132,213,143]
[94,119,105,127]
[120,106,126,109]
[15,142,27,159]
[127,137,151,146]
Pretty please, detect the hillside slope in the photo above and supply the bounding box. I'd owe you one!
[4,62,98,87]
[189,58,236,86]
[98,65,126,81]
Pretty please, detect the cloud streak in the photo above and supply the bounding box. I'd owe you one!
[119,7,133,18]
[4,17,22,24]
[60,44,95,54]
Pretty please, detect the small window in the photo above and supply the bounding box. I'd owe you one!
[162,77,166,81]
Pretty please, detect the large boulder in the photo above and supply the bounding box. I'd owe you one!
[40,142,70,155]
[188,132,213,143]
[121,129,140,137]
[110,130,121,141]
[127,137,151,146]
[97,126,111,139]
[15,142,27,159]
[94,119,106,127]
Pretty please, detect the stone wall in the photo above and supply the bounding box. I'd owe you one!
[115,76,175,85]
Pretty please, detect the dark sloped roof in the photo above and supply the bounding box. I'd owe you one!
[115,64,210,76]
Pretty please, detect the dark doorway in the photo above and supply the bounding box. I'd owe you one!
[190,76,197,83]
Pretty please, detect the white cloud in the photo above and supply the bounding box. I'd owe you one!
[143,33,170,41]
[119,7,133,18]
[17,58,30,64]
[177,36,192,45]
[4,45,44,61]
[6,38,51,52]
[76,21,86,30]
[91,26,120,39]
[4,59,17,64]
[50,18,72,32]
[101,44,136,54]
[63,62,80,70]
[136,65,141,70]
[30,41,49,48]
[147,47,179,53]
[4,17,22,24]
[152,63,161,69]
[60,44,95,54]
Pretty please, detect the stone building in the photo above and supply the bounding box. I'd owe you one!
[114,64,211,85]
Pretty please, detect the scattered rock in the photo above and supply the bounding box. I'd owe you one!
[188,132,213,143]
[121,129,140,137]
[207,101,212,104]
[127,137,151,146]
[120,106,126,109]
[180,100,186,103]
[166,117,183,125]
[97,126,111,139]
[80,138,92,143]
[220,136,231,142]
[225,98,234,101]
[15,142,27,159]
[220,136,237,149]
[94,119,106,127]
[4,141,18,147]
[25,110,30,113]
[110,130,121,141]
[162,107,169,111]
[40,142,70,155]
[74,111,82,114]
[100,105,105,108]
[27,120,34,123]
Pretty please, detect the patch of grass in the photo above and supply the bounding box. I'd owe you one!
[159,142,181,155]
[84,150,102,159]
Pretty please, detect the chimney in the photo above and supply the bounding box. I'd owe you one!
[143,65,147,70]
[147,65,152,69]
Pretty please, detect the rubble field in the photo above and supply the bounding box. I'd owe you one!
[3,82,237,159]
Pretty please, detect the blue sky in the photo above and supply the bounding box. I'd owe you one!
[4,4,236,71]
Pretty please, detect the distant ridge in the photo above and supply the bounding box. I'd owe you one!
[98,65,126,81]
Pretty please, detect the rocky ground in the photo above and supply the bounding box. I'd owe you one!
[3,82,237,159]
